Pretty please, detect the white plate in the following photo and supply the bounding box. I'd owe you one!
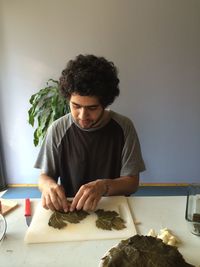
[99,242,120,267]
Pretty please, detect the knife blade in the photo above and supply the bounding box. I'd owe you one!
[25,198,32,226]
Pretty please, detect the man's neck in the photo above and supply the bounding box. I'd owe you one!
[91,109,111,128]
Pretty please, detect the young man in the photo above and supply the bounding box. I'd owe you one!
[35,54,145,212]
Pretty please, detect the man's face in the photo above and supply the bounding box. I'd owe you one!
[69,94,104,129]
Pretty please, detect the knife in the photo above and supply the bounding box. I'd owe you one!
[25,198,32,226]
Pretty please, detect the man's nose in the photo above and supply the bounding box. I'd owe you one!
[79,107,88,119]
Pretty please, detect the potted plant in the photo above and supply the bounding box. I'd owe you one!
[28,79,70,146]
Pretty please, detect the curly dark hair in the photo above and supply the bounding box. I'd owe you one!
[59,54,120,107]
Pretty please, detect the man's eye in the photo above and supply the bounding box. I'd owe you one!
[73,105,81,109]
[88,107,97,111]
[72,105,98,111]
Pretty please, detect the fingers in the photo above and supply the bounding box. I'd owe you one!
[42,184,69,212]
[56,186,69,212]
[42,180,104,212]
[42,194,56,211]
[70,185,89,211]
[82,196,101,211]
[70,181,102,212]
[86,197,100,211]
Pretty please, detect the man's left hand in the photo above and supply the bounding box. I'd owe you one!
[70,179,106,212]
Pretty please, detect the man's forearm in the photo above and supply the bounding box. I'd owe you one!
[102,175,139,196]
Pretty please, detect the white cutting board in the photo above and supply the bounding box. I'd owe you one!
[24,196,136,244]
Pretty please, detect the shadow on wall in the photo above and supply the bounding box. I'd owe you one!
[0,124,7,191]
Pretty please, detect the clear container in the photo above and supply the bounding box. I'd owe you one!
[185,184,200,236]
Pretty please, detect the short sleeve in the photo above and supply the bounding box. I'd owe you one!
[111,112,145,177]
[120,118,145,176]
[34,123,60,181]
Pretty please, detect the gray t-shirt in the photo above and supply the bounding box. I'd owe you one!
[35,110,145,196]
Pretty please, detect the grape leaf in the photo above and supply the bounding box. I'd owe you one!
[48,211,67,229]
[48,210,89,229]
[95,209,126,231]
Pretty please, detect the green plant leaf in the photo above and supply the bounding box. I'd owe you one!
[28,107,35,126]
[28,79,70,146]
[33,128,39,146]
[47,79,59,86]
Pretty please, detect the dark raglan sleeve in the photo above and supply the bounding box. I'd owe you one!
[34,123,60,181]
[115,114,146,177]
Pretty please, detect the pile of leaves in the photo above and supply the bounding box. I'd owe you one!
[95,209,126,230]
[101,235,195,267]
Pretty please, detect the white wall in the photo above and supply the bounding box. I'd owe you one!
[0,0,200,184]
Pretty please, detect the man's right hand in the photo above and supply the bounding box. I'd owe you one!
[39,174,69,212]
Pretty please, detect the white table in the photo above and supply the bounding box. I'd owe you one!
[0,196,199,267]
[128,196,200,267]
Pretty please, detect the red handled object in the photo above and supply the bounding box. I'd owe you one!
[25,198,32,226]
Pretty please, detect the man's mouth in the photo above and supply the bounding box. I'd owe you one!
[78,119,92,128]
